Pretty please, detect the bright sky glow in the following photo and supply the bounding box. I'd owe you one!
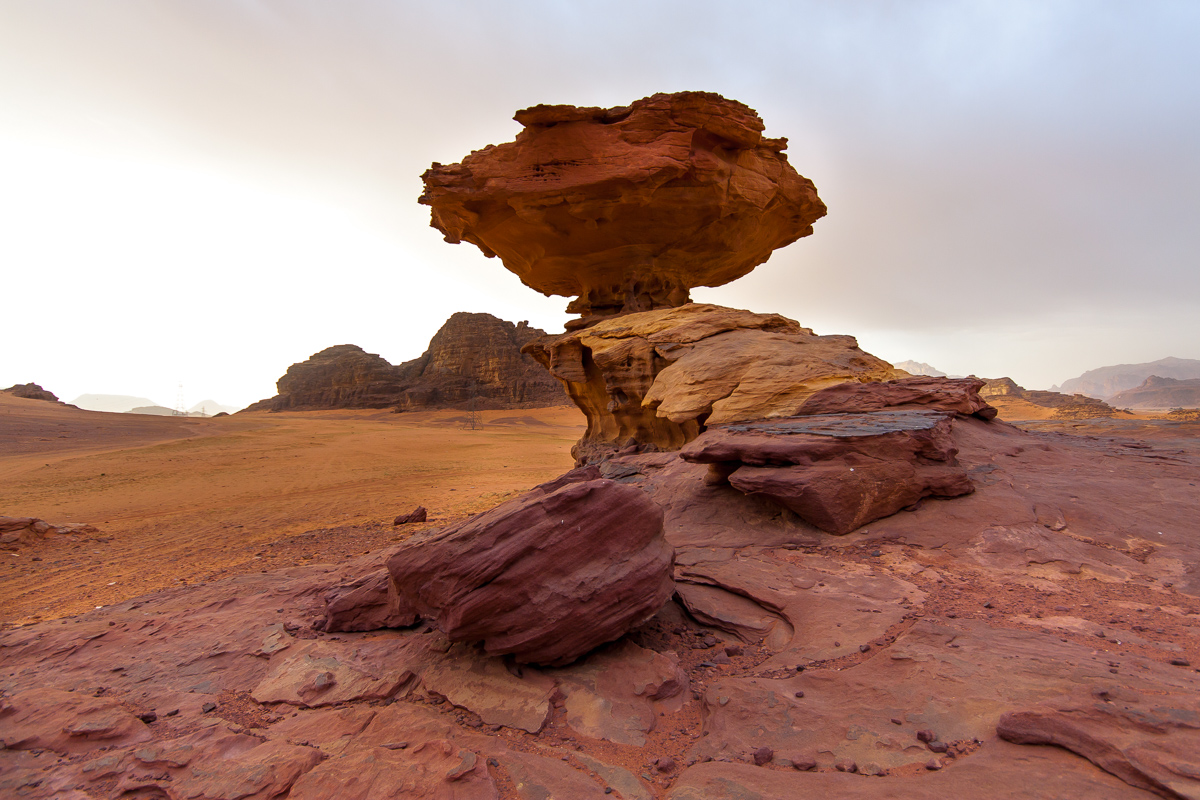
[1,1,1197,409]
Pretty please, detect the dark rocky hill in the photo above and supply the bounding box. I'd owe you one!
[1109,375,1200,410]
[3,383,59,402]
[244,313,568,412]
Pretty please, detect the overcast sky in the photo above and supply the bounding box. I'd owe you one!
[2,1,1197,409]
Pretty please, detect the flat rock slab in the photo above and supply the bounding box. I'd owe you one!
[666,740,1155,799]
[289,741,499,800]
[717,409,954,438]
[692,617,1200,771]
[251,641,412,707]
[417,643,557,734]
[556,639,688,745]
[0,688,151,755]
[675,550,922,665]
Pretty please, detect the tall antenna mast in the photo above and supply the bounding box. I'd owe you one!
[174,384,185,416]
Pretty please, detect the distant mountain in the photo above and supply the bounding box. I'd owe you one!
[126,405,178,416]
[73,394,161,413]
[243,313,568,413]
[188,399,239,415]
[893,360,946,377]
[1109,376,1200,410]
[1057,357,1200,400]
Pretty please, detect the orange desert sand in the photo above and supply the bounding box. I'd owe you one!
[0,392,583,625]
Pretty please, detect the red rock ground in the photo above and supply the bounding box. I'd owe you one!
[2,392,1200,799]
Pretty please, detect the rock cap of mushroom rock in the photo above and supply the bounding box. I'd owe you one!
[420,91,826,328]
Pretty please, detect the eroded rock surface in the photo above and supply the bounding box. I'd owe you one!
[523,303,897,462]
[386,475,674,666]
[680,410,974,534]
[3,416,1200,800]
[797,376,997,420]
[420,92,826,325]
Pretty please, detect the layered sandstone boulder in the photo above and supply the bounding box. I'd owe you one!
[385,472,674,666]
[679,410,974,534]
[522,303,898,463]
[420,92,826,327]
[243,313,567,412]
[797,376,997,420]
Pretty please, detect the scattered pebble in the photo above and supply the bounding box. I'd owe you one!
[752,746,774,766]
[917,729,936,743]
[201,702,216,713]
[794,691,805,698]
[834,758,857,773]
[926,758,943,771]
[1170,658,1191,667]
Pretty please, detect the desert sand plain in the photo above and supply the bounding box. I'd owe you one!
[0,392,583,624]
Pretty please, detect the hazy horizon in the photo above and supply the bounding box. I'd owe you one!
[3,1,1198,408]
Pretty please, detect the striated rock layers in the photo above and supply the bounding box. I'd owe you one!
[420,92,826,327]
[680,410,974,535]
[385,471,674,666]
[244,313,566,412]
[522,303,898,463]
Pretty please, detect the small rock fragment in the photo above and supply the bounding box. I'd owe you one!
[917,729,936,743]
[928,740,949,753]
[791,755,817,771]
[835,758,857,773]
[926,758,943,771]
[201,702,216,713]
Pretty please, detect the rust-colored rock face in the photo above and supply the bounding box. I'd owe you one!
[420,92,826,326]
[679,410,974,534]
[522,303,898,463]
[385,474,674,666]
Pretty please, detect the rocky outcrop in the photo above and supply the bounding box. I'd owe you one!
[244,344,407,411]
[981,377,1117,419]
[3,383,59,402]
[420,92,826,327]
[391,312,566,411]
[523,303,897,463]
[0,516,99,546]
[385,472,674,666]
[243,313,567,412]
[797,376,997,420]
[1109,375,1200,410]
[679,410,974,534]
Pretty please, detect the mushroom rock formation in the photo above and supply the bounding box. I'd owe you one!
[420,91,826,327]
[522,303,899,464]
